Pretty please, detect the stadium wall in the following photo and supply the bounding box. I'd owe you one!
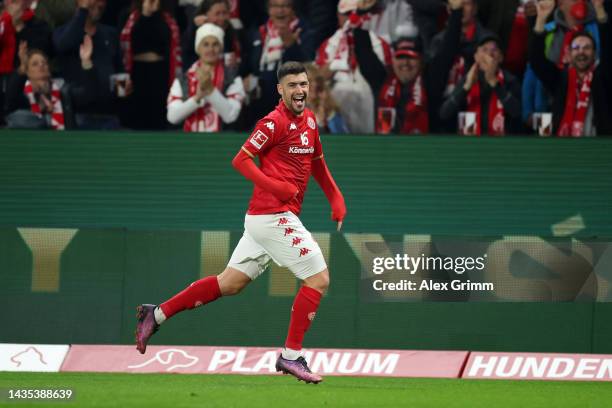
[1,131,611,352]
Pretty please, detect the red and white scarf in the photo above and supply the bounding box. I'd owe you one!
[258,18,299,71]
[23,79,65,130]
[466,70,505,136]
[378,74,428,134]
[183,60,225,132]
[558,67,594,137]
[120,10,182,88]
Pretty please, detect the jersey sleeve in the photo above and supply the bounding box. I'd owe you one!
[313,127,324,160]
[242,117,278,157]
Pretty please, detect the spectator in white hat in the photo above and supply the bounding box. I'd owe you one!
[166,22,245,132]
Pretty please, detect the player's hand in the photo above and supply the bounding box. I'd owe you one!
[331,197,346,231]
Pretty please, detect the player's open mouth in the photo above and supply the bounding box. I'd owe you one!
[293,95,306,109]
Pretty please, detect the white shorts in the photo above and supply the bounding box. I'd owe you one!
[227,211,327,281]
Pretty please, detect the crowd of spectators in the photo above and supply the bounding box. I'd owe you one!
[0,0,610,136]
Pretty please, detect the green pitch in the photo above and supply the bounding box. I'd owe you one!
[1,372,612,408]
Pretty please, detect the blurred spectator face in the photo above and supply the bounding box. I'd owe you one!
[203,1,230,28]
[267,0,295,27]
[337,12,350,27]
[461,0,477,25]
[26,52,50,82]
[87,0,106,22]
[197,36,222,64]
[570,35,595,72]
[393,56,421,84]
[478,40,503,64]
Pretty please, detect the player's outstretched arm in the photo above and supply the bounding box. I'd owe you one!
[232,149,298,202]
[312,157,346,231]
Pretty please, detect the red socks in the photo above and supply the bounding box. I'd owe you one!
[285,286,323,350]
[159,276,222,319]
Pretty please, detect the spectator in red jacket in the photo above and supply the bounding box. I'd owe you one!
[377,37,429,135]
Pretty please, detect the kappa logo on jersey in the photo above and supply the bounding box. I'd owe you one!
[290,123,297,130]
[307,117,316,130]
[300,131,309,146]
[249,130,269,149]
[265,121,275,131]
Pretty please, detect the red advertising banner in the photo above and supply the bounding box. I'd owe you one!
[61,345,468,378]
[463,352,612,381]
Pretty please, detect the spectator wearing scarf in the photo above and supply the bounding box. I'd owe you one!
[315,0,391,134]
[5,36,97,129]
[120,0,181,130]
[522,0,601,129]
[427,0,494,133]
[167,23,244,132]
[244,0,313,124]
[440,34,522,136]
[377,37,429,135]
[529,0,611,137]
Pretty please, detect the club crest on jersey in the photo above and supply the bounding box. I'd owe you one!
[265,121,275,131]
[307,117,316,130]
[250,130,269,149]
[289,123,297,130]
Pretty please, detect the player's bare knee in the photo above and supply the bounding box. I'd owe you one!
[304,269,330,293]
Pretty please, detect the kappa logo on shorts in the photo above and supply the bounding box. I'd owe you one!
[291,237,303,247]
[284,227,295,236]
[249,130,269,149]
[278,217,289,226]
[299,248,310,257]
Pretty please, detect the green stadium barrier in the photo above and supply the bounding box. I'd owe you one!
[1,131,611,352]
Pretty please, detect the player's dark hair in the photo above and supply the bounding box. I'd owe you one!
[277,61,307,82]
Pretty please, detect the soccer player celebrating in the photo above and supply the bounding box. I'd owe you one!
[136,61,346,384]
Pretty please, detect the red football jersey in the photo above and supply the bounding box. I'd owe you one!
[242,101,323,215]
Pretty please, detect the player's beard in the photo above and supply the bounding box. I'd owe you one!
[285,91,307,116]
